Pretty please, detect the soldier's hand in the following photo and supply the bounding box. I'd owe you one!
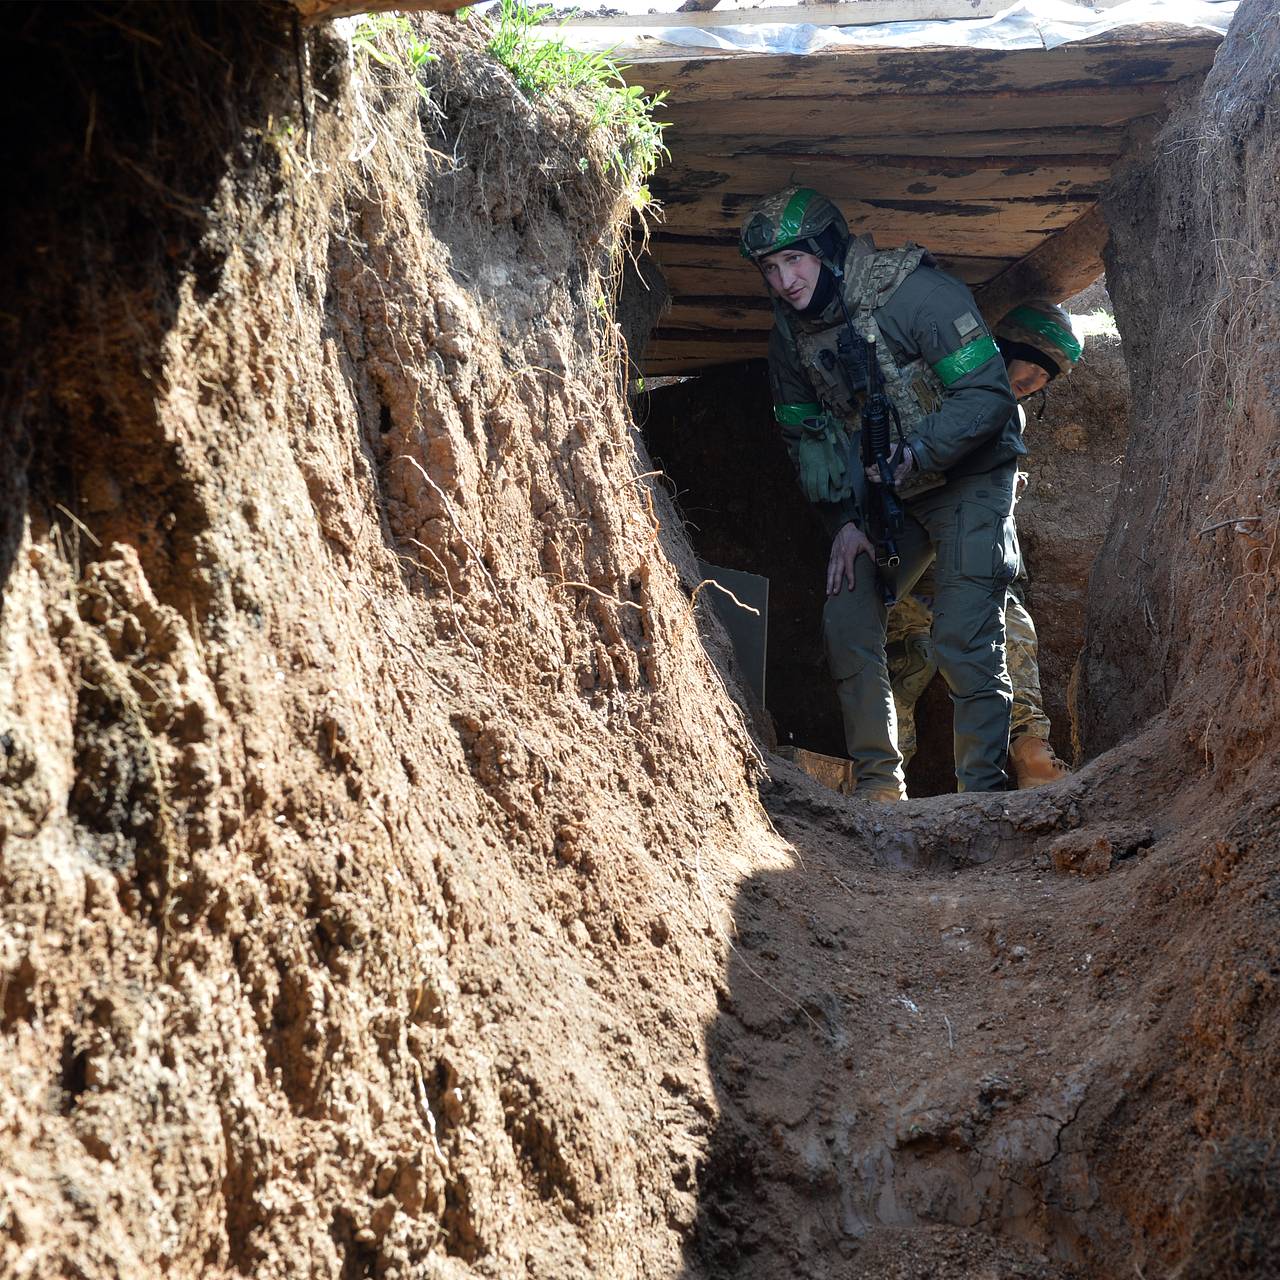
[827,522,875,596]
[865,443,916,487]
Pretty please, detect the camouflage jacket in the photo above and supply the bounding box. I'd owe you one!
[767,238,1023,536]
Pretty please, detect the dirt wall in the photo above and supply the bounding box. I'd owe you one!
[4,4,1280,1279]
[1079,0,1280,766]
[0,8,777,1277]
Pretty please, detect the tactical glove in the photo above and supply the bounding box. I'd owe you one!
[796,415,852,504]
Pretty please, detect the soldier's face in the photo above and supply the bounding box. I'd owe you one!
[1007,358,1050,400]
[760,248,822,311]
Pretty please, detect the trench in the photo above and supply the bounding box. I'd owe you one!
[627,285,1192,1276]
[3,2,1277,1278]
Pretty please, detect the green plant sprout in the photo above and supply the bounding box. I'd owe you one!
[484,0,669,209]
[351,14,436,103]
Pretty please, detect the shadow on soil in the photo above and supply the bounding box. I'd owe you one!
[677,758,1164,1279]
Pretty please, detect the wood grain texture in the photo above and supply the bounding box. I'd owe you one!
[622,25,1216,372]
[974,204,1111,321]
[653,153,1112,206]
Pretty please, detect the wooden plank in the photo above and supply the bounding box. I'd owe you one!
[663,299,777,331]
[561,0,1008,32]
[644,331,772,372]
[676,126,1129,158]
[659,197,1094,257]
[653,153,1111,206]
[624,35,1221,100]
[666,83,1174,139]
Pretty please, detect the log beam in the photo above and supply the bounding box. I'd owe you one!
[974,204,1110,322]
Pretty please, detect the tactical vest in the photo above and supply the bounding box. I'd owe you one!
[779,242,948,501]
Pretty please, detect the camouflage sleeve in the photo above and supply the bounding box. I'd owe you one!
[767,325,861,537]
[879,268,1019,474]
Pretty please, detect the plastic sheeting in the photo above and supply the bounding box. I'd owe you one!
[553,0,1238,56]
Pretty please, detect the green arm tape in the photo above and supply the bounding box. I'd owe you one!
[932,335,999,388]
[774,401,822,425]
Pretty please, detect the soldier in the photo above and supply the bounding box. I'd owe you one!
[740,187,1023,800]
[886,301,1082,789]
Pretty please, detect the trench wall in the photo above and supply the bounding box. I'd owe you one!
[1080,0,1280,768]
[0,8,776,1277]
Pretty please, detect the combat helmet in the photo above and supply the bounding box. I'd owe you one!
[995,299,1082,380]
[739,187,849,272]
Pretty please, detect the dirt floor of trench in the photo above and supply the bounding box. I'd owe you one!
[687,730,1280,1279]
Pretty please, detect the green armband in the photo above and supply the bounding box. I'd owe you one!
[932,335,999,387]
[774,401,822,425]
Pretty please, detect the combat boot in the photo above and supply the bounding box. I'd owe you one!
[854,786,905,805]
[1009,735,1071,788]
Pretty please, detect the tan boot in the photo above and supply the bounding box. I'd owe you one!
[854,786,905,804]
[1009,735,1071,788]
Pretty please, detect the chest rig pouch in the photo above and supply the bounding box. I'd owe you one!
[788,245,949,503]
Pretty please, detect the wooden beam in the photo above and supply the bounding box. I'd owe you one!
[665,84,1175,141]
[653,153,1112,206]
[644,331,771,373]
[663,297,777,331]
[661,196,1094,258]
[974,204,1109,323]
[622,34,1221,93]
[678,126,1130,159]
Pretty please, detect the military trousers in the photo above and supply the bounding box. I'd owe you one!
[887,578,1052,767]
[823,463,1020,796]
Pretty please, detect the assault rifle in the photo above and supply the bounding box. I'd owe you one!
[833,295,905,599]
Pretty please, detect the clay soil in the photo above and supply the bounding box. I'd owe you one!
[1,4,1279,1280]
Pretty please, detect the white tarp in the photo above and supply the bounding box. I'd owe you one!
[551,0,1238,56]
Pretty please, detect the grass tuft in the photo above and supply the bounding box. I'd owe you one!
[482,0,669,210]
[351,13,436,103]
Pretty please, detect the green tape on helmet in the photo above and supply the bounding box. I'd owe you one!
[740,187,848,263]
[932,336,999,387]
[775,188,818,251]
[1004,305,1082,365]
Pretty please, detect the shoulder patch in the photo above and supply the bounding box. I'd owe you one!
[953,311,980,340]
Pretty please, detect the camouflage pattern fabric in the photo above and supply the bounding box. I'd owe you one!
[1004,589,1051,741]
[739,186,848,262]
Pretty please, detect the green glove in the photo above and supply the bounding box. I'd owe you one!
[796,416,852,504]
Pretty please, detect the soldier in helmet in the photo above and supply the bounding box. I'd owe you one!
[740,186,1024,800]
[886,300,1083,789]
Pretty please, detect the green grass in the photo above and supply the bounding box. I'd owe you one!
[351,13,436,103]
[483,0,669,208]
